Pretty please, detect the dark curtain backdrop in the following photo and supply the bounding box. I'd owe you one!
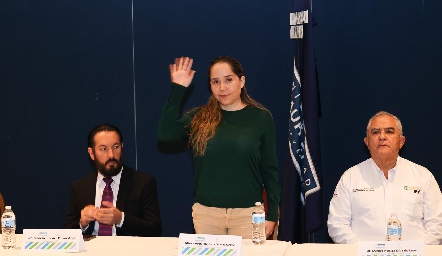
[1,0,441,241]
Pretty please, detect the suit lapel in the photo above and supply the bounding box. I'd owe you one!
[85,172,98,235]
[116,166,133,211]
[85,172,98,206]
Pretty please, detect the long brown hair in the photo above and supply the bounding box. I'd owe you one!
[189,56,268,156]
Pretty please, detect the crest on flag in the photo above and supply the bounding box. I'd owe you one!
[289,57,321,204]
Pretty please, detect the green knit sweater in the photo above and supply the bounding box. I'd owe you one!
[158,83,280,221]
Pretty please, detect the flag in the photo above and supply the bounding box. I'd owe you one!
[278,0,323,243]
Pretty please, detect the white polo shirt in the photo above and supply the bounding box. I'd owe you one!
[327,156,442,244]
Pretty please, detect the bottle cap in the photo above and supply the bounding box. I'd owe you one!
[5,206,11,210]
[255,202,262,206]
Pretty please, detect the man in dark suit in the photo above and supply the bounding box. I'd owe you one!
[64,124,162,236]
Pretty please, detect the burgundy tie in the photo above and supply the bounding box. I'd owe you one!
[98,177,113,236]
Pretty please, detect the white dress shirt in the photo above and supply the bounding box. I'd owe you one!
[327,156,442,244]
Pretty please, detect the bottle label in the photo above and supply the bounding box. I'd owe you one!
[252,213,265,224]
[1,219,16,228]
[387,227,401,236]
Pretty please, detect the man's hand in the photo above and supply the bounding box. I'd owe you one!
[80,205,98,229]
[94,201,122,225]
[265,220,276,238]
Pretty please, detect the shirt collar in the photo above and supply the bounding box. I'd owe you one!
[370,156,400,180]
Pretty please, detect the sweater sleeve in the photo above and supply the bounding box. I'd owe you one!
[157,83,193,142]
[260,112,281,222]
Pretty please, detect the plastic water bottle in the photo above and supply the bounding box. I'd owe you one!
[1,206,16,249]
[386,213,402,241]
[251,202,266,245]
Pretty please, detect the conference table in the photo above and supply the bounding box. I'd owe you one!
[1,235,442,255]
[0,235,291,256]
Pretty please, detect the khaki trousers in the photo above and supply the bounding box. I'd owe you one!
[192,203,254,238]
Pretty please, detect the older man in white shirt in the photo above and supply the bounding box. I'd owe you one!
[327,111,442,244]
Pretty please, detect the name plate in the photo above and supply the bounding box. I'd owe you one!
[358,241,424,256]
[22,229,85,252]
[177,233,242,256]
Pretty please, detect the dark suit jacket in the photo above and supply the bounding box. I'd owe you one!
[63,166,162,236]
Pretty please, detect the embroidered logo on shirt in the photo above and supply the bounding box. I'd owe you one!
[352,188,375,192]
[404,186,422,194]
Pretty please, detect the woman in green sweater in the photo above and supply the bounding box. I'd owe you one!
[158,56,280,238]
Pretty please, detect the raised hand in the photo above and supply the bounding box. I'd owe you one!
[169,57,196,87]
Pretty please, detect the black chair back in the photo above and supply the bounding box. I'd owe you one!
[0,193,4,234]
